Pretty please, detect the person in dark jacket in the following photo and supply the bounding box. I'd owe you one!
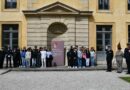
[86,48,90,67]
[13,48,17,68]
[46,48,53,67]
[33,46,39,67]
[13,48,21,68]
[0,48,5,69]
[73,47,78,68]
[17,48,22,67]
[6,46,13,68]
[37,47,42,67]
[67,46,74,68]
[124,43,130,74]
[106,46,113,72]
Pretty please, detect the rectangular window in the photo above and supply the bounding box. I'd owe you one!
[128,25,130,42]
[2,24,19,49]
[96,25,112,51]
[5,0,17,9]
[98,0,109,10]
[128,0,130,10]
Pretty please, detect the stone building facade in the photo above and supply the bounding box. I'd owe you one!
[1,0,130,65]
[24,2,91,48]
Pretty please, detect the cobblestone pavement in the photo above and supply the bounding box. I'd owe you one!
[0,71,130,90]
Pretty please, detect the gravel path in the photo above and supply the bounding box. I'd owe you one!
[0,71,130,90]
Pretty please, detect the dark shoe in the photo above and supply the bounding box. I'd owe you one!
[126,72,130,74]
[106,70,111,72]
[117,72,122,73]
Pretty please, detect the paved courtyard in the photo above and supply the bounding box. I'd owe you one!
[0,70,130,90]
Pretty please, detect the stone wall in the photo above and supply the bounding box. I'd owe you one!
[27,16,89,49]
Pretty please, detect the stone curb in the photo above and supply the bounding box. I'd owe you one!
[10,67,127,72]
[0,69,11,75]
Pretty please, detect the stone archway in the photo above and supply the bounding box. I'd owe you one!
[47,22,68,49]
[47,22,68,66]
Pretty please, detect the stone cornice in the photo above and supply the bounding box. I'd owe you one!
[23,1,93,16]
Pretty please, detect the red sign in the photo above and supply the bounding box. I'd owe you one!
[51,40,64,66]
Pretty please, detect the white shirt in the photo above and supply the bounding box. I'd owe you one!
[25,51,31,59]
[90,51,95,57]
[40,50,47,59]
[46,51,52,58]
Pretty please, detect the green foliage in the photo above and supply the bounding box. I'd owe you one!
[120,77,130,83]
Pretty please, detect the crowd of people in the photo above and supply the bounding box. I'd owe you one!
[0,46,53,68]
[105,43,130,74]
[67,43,130,74]
[0,43,130,75]
[67,46,96,68]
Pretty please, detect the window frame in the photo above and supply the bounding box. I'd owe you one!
[0,22,22,49]
[128,0,130,11]
[2,24,19,49]
[98,0,110,10]
[2,0,20,11]
[97,0,112,13]
[5,0,17,9]
[128,25,130,42]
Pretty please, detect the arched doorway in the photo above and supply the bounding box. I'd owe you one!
[47,22,67,66]
[47,22,67,49]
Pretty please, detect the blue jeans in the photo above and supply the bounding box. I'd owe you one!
[78,58,82,67]
[22,57,26,67]
[91,57,95,66]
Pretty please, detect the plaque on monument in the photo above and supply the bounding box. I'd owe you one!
[51,40,64,66]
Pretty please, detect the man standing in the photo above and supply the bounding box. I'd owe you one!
[34,46,38,67]
[40,47,47,68]
[106,46,113,72]
[77,47,82,68]
[6,46,13,68]
[67,46,73,68]
[31,46,38,67]
[124,43,130,74]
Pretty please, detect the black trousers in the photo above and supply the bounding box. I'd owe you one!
[46,58,52,67]
[6,57,12,68]
[70,58,74,67]
[73,59,78,67]
[82,59,86,67]
[106,59,112,71]
[13,59,17,68]
[0,59,4,68]
[67,57,71,66]
[126,60,130,73]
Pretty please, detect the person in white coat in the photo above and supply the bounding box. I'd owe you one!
[40,47,47,68]
[25,48,31,67]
